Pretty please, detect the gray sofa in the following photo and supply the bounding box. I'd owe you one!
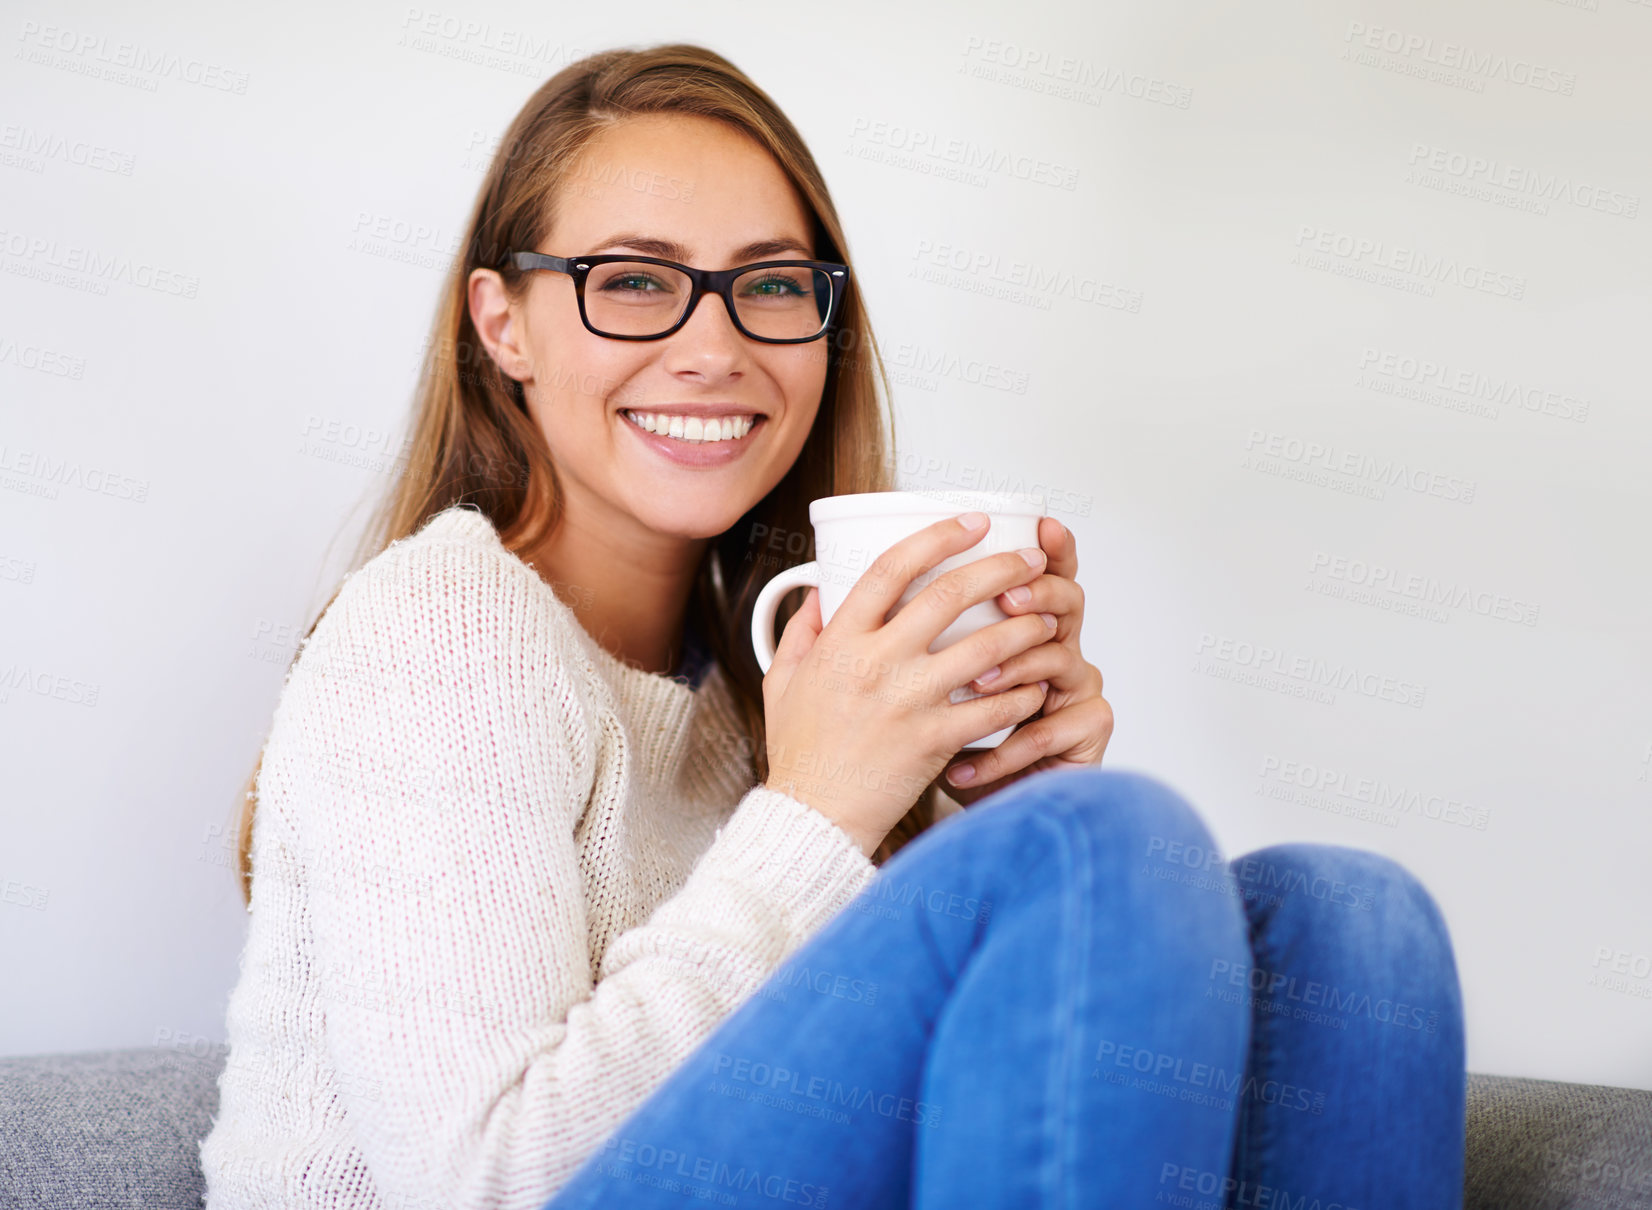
[1,1046,1648,1208]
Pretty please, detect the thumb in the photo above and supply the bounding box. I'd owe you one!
[768,587,823,690]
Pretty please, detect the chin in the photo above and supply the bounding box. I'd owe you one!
[633,493,754,542]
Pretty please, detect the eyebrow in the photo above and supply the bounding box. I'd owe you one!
[588,233,815,263]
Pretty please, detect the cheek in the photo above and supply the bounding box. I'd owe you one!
[770,371,825,458]
[788,341,833,389]
[537,326,650,407]
[769,346,830,407]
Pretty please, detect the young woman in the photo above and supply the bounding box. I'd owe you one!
[200,43,1466,1210]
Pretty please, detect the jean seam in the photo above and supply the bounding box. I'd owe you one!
[914,797,1089,1206]
[1042,805,1090,1209]
[1230,911,1282,1206]
[905,862,969,992]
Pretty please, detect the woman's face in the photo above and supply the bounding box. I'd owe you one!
[477,112,829,547]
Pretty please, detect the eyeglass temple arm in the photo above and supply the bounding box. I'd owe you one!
[503,251,574,273]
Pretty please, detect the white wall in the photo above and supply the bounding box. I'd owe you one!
[2,0,1647,1090]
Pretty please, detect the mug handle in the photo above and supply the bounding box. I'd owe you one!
[751,562,821,674]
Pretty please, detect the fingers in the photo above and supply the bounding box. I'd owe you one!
[1039,515,1078,580]
[885,543,1050,656]
[944,679,1049,753]
[962,633,1073,693]
[996,571,1084,641]
[927,610,1057,698]
[767,587,822,684]
[946,695,1114,788]
[830,512,993,634]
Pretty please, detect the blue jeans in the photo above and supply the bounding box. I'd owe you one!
[544,767,1465,1209]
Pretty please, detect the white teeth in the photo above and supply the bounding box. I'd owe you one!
[623,411,757,443]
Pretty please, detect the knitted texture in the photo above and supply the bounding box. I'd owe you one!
[198,504,880,1209]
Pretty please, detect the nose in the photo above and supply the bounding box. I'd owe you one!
[663,285,748,374]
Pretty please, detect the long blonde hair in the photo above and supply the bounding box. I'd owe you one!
[233,42,939,907]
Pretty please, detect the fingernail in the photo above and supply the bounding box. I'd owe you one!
[960,511,988,530]
[975,664,1002,686]
[948,763,976,785]
[1037,680,1050,693]
[1039,612,1057,629]
[1019,547,1044,567]
[1005,585,1032,606]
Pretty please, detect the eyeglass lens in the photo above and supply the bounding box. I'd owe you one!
[583,262,833,339]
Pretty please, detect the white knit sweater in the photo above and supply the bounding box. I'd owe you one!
[198,503,883,1209]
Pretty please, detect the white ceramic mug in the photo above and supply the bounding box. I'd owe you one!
[751,489,1049,749]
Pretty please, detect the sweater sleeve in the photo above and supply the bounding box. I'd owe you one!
[284,536,877,1210]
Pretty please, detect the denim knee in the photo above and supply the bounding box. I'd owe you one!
[1234,845,1449,936]
[1232,844,1461,1019]
[893,767,1243,946]
[934,765,1227,877]
[882,766,1251,1012]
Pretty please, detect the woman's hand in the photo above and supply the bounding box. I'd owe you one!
[762,513,1058,857]
[932,516,1113,807]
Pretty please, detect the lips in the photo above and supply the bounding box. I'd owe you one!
[622,410,761,442]
[619,408,765,465]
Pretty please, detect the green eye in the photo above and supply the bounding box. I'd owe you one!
[741,275,806,297]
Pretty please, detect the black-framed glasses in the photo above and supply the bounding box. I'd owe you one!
[500,251,850,343]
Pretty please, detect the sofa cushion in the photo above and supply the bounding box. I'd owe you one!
[0,1045,222,1210]
[1466,1072,1652,1209]
[2,1048,1649,1208]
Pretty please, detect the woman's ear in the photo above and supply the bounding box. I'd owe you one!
[466,268,531,384]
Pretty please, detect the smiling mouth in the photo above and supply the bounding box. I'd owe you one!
[620,410,763,444]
